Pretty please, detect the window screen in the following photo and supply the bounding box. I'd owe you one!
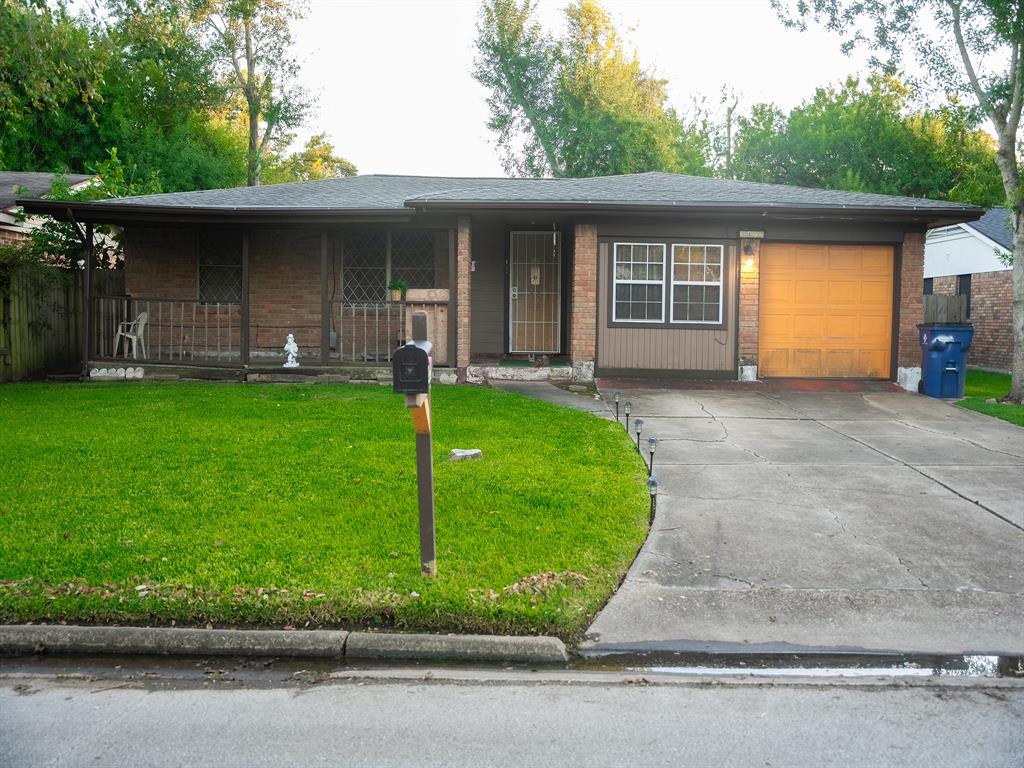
[671,244,723,324]
[613,243,665,322]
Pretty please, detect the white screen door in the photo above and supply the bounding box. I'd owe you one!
[509,231,561,354]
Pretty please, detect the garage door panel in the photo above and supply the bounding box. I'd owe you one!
[759,243,893,379]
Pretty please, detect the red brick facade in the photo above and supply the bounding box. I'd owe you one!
[737,239,761,366]
[456,216,472,376]
[0,227,30,246]
[930,269,1013,371]
[897,232,926,369]
[570,224,597,367]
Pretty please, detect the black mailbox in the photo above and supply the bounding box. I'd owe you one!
[393,342,432,395]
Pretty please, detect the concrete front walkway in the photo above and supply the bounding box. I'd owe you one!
[582,386,1024,656]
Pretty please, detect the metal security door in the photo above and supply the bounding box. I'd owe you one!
[509,231,561,354]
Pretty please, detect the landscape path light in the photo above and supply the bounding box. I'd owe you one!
[647,476,659,523]
[647,436,657,476]
[613,391,621,422]
[634,417,644,451]
[624,400,632,432]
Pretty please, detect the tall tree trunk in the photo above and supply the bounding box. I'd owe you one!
[244,19,260,187]
[247,101,259,187]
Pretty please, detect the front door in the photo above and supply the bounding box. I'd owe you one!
[509,231,561,354]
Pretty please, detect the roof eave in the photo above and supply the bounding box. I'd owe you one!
[15,198,416,225]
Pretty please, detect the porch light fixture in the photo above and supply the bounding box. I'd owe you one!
[624,400,632,432]
[647,436,657,475]
[634,418,644,450]
[614,391,621,422]
[647,476,659,523]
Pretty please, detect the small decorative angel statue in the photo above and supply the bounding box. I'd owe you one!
[283,333,300,368]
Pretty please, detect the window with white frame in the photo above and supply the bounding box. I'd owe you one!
[671,244,723,324]
[613,243,666,322]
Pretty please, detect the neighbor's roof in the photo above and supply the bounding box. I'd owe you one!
[1,171,91,210]
[964,208,1013,250]
[17,171,983,224]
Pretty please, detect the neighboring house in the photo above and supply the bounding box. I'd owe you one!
[925,208,1013,372]
[20,172,981,387]
[0,171,93,246]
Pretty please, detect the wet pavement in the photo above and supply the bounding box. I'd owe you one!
[583,387,1024,656]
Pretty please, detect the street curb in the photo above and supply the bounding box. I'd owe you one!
[346,631,569,663]
[0,625,570,664]
[0,625,348,658]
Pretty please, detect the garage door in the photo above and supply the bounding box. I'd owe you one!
[759,243,894,378]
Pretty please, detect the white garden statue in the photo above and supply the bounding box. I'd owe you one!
[283,333,300,368]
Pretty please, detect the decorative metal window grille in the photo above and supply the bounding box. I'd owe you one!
[197,232,242,304]
[613,243,665,322]
[390,231,436,291]
[671,244,723,324]
[342,230,436,301]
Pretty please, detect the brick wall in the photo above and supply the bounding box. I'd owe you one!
[456,215,471,376]
[248,229,322,358]
[0,227,30,246]
[897,232,926,369]
[737,239,761,366]
[570,224,597,365]
[930,270,1012,371]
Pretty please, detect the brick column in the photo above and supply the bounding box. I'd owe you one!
[737,238,761,379]
[570,224,597,381]
[456,215,472,380]
[895,231,925,390]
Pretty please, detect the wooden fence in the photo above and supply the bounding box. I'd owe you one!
[924,294,969,324]
[0,270,81,382]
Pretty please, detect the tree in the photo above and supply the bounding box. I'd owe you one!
[193,0,312,186]
[731,75,1003,206]
[473,0,710,177]
[772,0,1024,399]
[261,133,357,185]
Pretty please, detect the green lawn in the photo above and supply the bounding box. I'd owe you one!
[0,383,649,639]
[958,369,1024,427]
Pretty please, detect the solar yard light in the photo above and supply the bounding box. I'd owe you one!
[647,436,657,475]
[647,476,659,523]
[634,417,644,450]
[613,391,621,422]
[624,400,632,432]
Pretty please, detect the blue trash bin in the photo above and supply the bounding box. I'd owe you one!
[918,323,974,399]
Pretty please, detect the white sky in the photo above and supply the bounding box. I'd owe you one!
[292,0,877,177]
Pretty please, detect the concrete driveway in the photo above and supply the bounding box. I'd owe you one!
[583,386,1024,656]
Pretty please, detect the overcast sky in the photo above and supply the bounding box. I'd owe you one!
[292,0,876,177]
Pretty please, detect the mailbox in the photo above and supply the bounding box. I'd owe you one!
[392,341,433,395]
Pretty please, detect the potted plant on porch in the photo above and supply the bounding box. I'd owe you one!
[387,278,407,303]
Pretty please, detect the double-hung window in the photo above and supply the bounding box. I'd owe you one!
[612,243,666,322]
[671,244,723,324]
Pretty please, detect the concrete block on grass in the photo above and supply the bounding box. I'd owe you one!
[346,632,569,663]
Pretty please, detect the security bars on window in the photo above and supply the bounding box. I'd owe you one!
[342,230,436,302]
[612,243,666,322]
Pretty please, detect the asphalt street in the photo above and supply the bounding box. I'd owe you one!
[2,658,1022,767]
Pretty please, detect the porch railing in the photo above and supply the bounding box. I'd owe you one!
[92,296,241,365]
[328,299,449,365]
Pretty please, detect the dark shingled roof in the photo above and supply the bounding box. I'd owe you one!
[964,208,1013,250]
[17,172,983,221]
[1,171,91,210]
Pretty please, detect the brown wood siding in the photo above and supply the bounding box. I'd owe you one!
[597,241,736,373]
[470,218,506,357]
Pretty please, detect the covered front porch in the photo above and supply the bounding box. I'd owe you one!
[88,225,456,371]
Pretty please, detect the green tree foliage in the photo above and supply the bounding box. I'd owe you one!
[262,133,358,184]
[731,75,1003,206]
[474,0,710,177]
[191,0,313,186]
[772,0,1024,400]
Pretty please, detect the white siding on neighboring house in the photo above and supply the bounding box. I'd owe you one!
[925,224,1010,278]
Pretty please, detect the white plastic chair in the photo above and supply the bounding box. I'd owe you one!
[113,311,148,360]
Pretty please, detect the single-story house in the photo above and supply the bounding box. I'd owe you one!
[19,172,982,387]
[1,171,92,245]
[925,207,1014,372]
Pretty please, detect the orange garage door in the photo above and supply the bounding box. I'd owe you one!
[759,243,894,378]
